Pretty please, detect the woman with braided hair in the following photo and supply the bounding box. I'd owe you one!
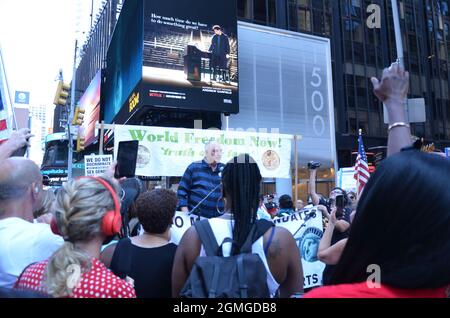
[172,154,303,298]
[14,177,136,298]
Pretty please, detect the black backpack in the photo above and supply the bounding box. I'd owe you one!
[180,219,274,298]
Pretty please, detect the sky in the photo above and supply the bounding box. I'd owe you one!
[0,0,104,163]
[0,0,103,106]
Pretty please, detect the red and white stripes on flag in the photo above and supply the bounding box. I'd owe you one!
[354,133,370,195]
[0,46,10,143]
[0,117,8,144]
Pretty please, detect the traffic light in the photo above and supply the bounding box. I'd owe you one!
[53,81,70,106]
[76,135,85,152]
[72,107,85,126]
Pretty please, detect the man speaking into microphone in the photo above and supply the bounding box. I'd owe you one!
[177,141,224,218]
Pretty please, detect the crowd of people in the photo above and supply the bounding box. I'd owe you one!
[1,63,449,298]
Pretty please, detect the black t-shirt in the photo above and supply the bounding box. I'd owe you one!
[110,238,178,298]
[331,207,351,245]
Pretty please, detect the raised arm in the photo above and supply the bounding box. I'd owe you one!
[308,168,320,206]
[318,208,347,265]
[371,62,411,156]
[0,128,33,161]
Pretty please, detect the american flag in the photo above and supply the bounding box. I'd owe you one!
[354,132,370,195]
[0,47,10,143]
[0,90,8,143]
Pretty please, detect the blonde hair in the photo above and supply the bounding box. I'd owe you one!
[33,189,56,218]
[44,176,119,297]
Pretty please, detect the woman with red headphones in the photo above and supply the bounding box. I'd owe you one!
[14,176,136,298]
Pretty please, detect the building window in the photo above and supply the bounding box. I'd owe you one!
[254,0,268,24]
[298,8,312,32]
[268,0,276,25]
[237,0,252,19]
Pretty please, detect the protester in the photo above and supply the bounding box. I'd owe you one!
[307,167,351,285]
[33,189,56,219]
[314,200,350,285]
[117,177,146,237]
[0,128,33,161]
[317,209,356,266]
[347,191,358,211]
[277,194,295,217]
[0,158,63,288]
[305,63,450,298]
[257,195,272,221]
[172,154,303,298]
[295,199,305,212]
[264,194,278,218]
[306,151,450,297]
[101,189,178,298]
[177,141,225,218]
[14,176,136,298]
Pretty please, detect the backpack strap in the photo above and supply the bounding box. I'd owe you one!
[240,219,275,254]
[208,262,221,298]
[254,219,275,242]
[236,254,249,298]
[194,219,220,257]
[264,226,276,256]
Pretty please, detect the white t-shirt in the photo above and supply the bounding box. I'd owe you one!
[0,217,64,288]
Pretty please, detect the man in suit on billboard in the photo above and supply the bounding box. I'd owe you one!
[209,25,230,82]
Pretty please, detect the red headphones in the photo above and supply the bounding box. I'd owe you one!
[51,176,122,238]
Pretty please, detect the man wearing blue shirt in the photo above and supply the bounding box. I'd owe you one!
[177,142,224,218]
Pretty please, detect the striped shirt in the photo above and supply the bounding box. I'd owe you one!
[177,159,225,218]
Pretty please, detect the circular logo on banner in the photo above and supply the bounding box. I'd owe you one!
[18,93,27,101]
[137,145,151,168]
[261,150,280,171]
[298,227,323,263]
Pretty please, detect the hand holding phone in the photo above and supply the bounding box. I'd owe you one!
[335,195,345,209]
[9,129,33,157]
[114,140,139,179]
[335,194,345,217]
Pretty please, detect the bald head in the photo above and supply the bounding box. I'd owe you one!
[0,157,42,202]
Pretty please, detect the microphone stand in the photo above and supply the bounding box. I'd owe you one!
[189,183,222,221]
[292,210,317,238]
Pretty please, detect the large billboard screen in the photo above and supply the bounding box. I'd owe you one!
[78,70,101,147]
[104,0,143,124]
[142,0,238,113]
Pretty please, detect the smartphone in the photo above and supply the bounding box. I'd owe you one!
[335,195,345,209]
[10,145,28,157]
[115,140,139,179]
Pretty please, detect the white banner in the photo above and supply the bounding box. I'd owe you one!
[84,154,113,176]
[114,125,292,178]
[273,208,325,289]
[337,167,357,193]
[170,207,325,289]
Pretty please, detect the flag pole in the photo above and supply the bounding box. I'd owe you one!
[356,129,362,199]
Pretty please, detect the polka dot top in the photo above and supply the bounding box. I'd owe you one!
[14,258,136,298]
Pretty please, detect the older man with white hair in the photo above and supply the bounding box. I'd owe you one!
[177,141,225,218]
[0,157,63,288]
